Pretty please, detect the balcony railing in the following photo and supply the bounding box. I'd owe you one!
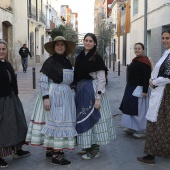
[39,10,46,25]
[28,5,37,20]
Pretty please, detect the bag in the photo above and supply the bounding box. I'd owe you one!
[132,86,143,97]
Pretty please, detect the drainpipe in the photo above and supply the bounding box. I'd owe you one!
[144,0,148,55]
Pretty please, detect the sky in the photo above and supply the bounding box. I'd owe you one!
[60,0,95,35]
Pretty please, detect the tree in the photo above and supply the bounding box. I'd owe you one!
[97,27,111,59]
[51,25,78,44]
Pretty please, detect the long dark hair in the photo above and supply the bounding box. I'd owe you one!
[84,33,97,61]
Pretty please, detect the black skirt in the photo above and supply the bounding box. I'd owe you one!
[0,92,28,149]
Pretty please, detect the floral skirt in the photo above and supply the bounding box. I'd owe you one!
[144,84,170,157]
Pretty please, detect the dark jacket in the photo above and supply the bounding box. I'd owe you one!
[0,60,18,97]
[19,47,32,58]
[127,60,151,93]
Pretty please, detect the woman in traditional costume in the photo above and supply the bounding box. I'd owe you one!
[26,36,77,166]
[137,30,170,164]
[120,43,151,138]
[0,39,30,168]
[74,33,116,160]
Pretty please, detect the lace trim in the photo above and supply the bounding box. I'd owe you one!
[41,127,77,138]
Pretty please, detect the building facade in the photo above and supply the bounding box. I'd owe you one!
[0,0,28,70]
[0,0,77,70]
[131,0,170,65]
[28,0,46,65]
[45,0,65,59]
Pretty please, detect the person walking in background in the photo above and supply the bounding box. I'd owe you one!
[119,43,152,138]
[26,36,77,166]
[73,33,116,160]
[0,39,30,168]
[137,30,170,165]
[19,44,33,73]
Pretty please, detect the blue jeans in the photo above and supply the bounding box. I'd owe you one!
[21,57,28,72]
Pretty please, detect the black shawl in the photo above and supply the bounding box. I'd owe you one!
[40,53,72,83]
[0,60,18,97]
[74,49,106,83]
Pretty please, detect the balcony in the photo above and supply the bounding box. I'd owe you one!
[39,10,46,25]
[50,20,55,30]
[28,5,37,20]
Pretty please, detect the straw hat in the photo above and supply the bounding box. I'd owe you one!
[44,36,76,55]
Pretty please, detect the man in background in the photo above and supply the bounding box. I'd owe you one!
[19,44,33,73]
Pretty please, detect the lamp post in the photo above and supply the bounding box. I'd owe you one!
[109,22,113,69]
[109,38,111,68]
[102,39,105,63]
[144,0,148,55]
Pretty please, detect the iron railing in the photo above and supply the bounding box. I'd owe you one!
[28,5,37,20]
[39,10,46,25]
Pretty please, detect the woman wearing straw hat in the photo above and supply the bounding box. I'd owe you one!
[26,36,77,165]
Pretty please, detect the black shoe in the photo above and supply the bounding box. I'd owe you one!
[13,149,31,159]
[46,150,53,157]
[0,158,9,168]
[136,155,155,165]
[51,158,71,166]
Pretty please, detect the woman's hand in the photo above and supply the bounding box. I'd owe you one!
[43,99,51,111]
[142,93,147,98]
[149,78,154,88]
[94,99,101,110]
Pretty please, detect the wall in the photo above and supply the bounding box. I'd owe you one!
[0,9,13,38]
[13,0,28,70]
[0,0,12,9]
[147,0,170,32]
[126,33,131,64]
[130,0,170,64]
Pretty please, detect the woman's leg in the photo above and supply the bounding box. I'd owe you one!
[82,144,100,160]
[46,148,54,157]
[46,148,64,157]
[78,148,91,155]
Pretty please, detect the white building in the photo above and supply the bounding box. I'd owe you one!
[131,0,170,65]
[45,0,65,59]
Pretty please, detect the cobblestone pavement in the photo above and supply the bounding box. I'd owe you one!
[5,63,170,170]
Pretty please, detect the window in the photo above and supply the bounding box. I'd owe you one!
[133,0,138,15]
[30,32,34,57]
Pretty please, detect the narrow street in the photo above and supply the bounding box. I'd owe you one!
[4,63,170,170]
